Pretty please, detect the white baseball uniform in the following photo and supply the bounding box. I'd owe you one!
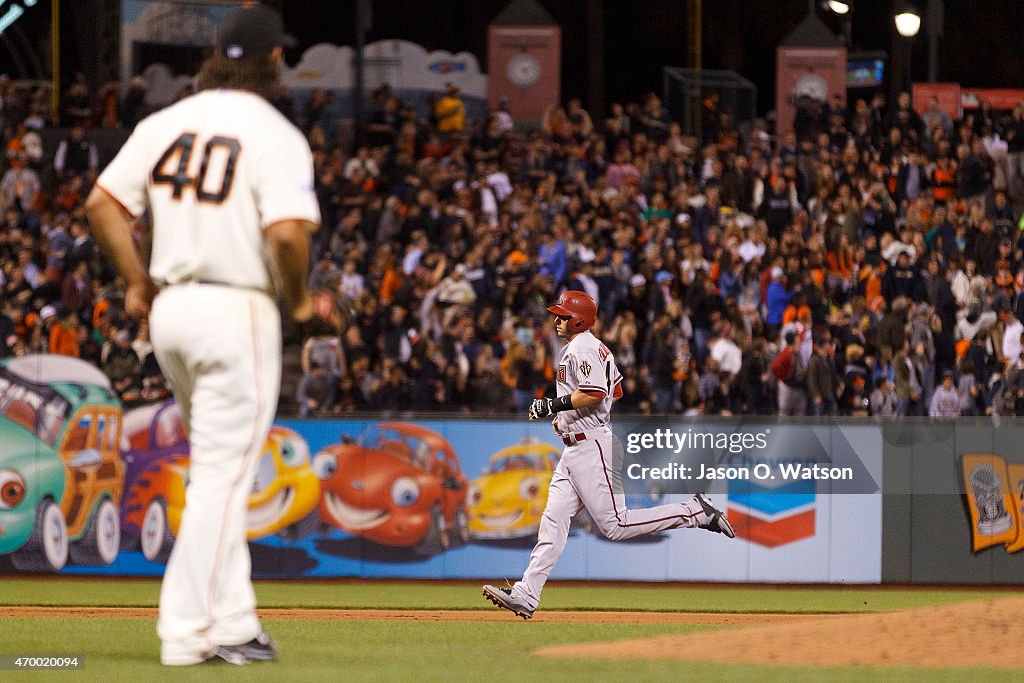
[513,330,710,610]
[97,89,319,665]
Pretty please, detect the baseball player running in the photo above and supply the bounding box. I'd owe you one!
[86,5,318,665]
[483,291,734,619]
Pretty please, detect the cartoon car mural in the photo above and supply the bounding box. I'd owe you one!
[0,355,124,572]
[312,422,469,555]
[119,400,320,562]
[467,440,559,540]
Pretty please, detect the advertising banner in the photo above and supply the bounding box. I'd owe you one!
[0,357,883,583]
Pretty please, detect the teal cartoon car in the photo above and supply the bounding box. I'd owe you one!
[0,355,124,572]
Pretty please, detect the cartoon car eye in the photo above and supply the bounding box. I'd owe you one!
[280,438,310,467]
[312,451,337,480]
[390,476,420,507]
[519,476,541,500]
[0,469,26,509]
[467,483,482,506]
[252,451,276,494]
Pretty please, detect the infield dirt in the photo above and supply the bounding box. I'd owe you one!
[535,596,1024,669]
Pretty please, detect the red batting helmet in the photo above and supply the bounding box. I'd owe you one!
[547,290,597,333]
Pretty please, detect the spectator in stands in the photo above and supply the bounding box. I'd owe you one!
[807,335,840,416]
[929,370,961,417]
[432,83,465,137]
[53,124,99,179]
[296,361,337,417]
[774,331,806,416]
[48,310,79,357]
[103,328,141,400]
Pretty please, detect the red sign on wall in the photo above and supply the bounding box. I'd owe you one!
[961,88,1024,111]
[487,25,561,124]
[775,47,847,137]
[912,83,961,120]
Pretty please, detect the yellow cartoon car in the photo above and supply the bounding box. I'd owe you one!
[467,440,559,540]
[247,425,321,540]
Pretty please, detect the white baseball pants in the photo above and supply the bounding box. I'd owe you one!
[148,283,280,665]
[515,426,706,609]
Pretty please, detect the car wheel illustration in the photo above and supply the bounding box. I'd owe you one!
[140,498,174,564]
[10,498,68,572]
[69,498,121,566]
[277,509,327,542]
[451,505,469,547]
[414,504,447,556]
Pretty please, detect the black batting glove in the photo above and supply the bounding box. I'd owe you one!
[528,397,554,420]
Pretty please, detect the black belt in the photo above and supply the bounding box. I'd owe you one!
[159,278,268,294]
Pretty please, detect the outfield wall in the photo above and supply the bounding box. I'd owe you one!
[1,405,891,583]
[881,419,1024,584]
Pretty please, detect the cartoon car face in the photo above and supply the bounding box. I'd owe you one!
[120,401,320,562]
[313,422,468,554]
[467,440,559,540]
[0,355,124,571]
[248,426,320,539]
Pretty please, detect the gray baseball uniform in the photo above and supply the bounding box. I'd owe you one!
[512,330,711,610]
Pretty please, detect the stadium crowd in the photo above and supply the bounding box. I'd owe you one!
[4,70,1024,418]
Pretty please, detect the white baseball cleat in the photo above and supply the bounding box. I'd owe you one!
[482,584,535,619]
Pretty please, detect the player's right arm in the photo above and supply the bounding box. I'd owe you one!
[528,349,607,420]
[86,188,158,318]
[86,122,158,319]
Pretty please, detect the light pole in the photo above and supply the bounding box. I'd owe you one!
[895,4,921,93]
[823,1,853,47]
[925,0,944,83]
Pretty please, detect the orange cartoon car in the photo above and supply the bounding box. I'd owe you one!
[312,422,469,555]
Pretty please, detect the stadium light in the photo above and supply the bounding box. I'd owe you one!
[895,6,922,37]
[824,1,852,15]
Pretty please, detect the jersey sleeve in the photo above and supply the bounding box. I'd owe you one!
[95,124,152,217]
[253,125,321,228]
[611,362,623,399]
[575,347,611,398]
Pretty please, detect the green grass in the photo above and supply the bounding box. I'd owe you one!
[0,578,1013,613]
[0,617,1014,683]
[0,580,1017,681]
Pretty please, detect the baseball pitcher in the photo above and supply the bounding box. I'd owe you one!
[86,5,317,666]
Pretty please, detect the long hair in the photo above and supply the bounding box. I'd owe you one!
[196,52,280,101]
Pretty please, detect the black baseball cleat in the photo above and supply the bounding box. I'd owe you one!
[482,584,535,620]
[694,492,736,538]
[206,632,277,664]
[236,632,278,661]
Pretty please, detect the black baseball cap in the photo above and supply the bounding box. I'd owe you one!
[217,4,296,60]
